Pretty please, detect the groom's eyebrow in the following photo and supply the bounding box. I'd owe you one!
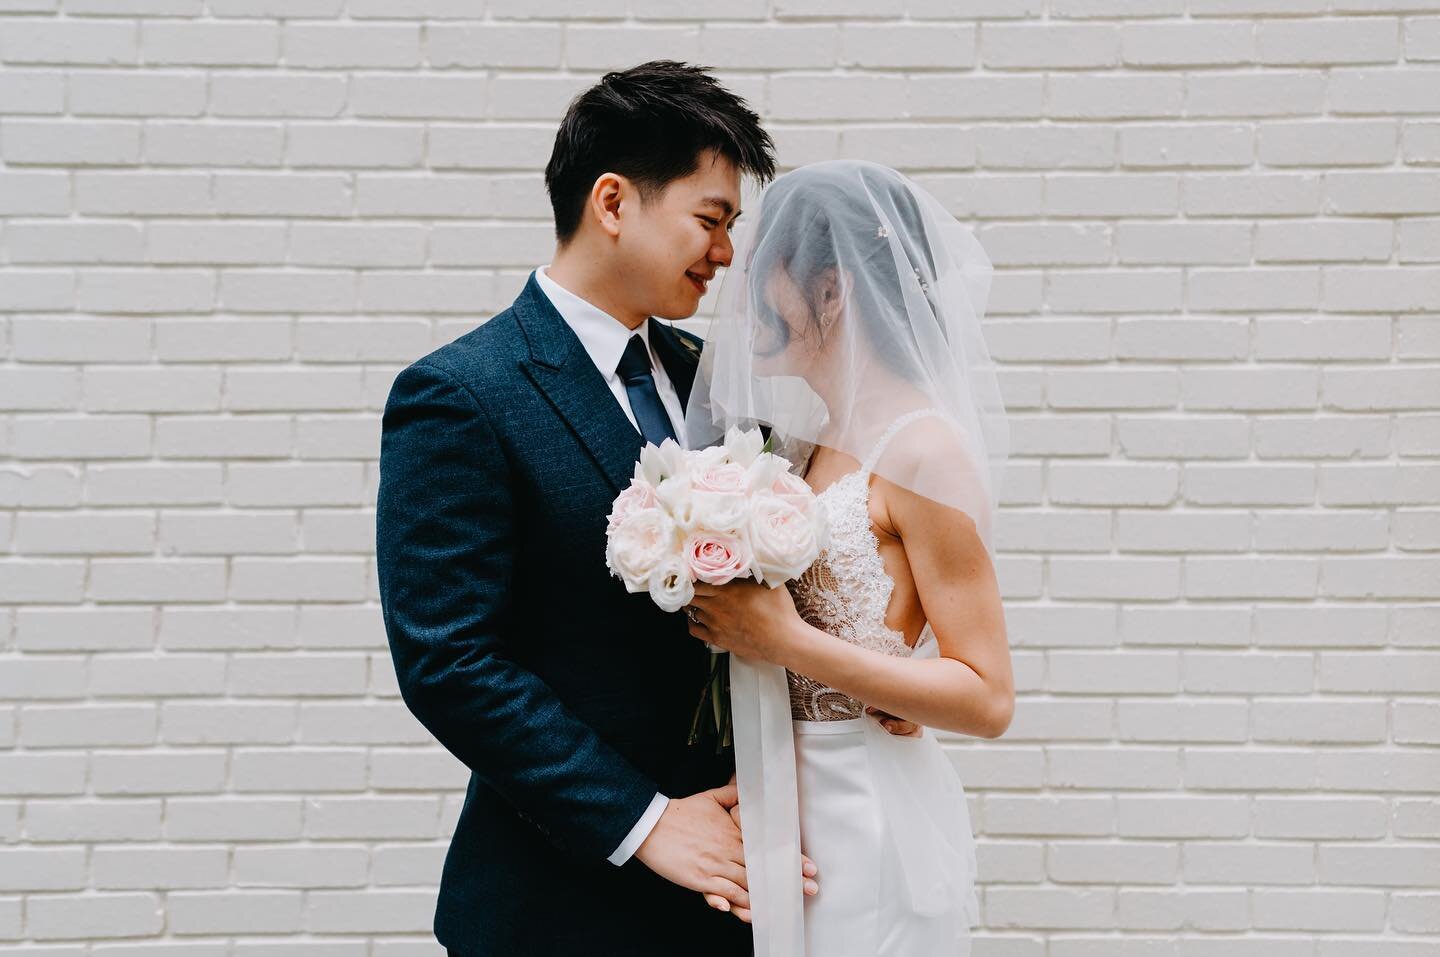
[700,196,742,220]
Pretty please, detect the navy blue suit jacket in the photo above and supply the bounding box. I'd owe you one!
[376,273,749,955]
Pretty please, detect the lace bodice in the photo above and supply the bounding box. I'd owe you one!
[786,409,942,721]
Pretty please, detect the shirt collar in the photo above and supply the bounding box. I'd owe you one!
[534,265,653,379]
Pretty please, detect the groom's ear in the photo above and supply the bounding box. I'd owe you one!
[589,172,627,240]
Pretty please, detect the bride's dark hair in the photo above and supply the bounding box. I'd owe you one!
[545,60,776,244]
[750,162,943,376]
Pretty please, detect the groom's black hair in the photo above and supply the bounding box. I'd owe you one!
[545,60,776,244]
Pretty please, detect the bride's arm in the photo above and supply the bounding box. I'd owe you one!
[784,479,1013,738]
[689,475,1014,739]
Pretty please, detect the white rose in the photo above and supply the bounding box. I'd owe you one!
[647,556,696,613]
[605,508,678,593]
[747,493,824,585]
[607,478,659,532]
[690,490,750,534]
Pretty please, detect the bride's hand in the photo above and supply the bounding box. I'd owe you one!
[686,579,801,665]
[866,705,923,737]
[703,771,820,922]
[689,585,920,736]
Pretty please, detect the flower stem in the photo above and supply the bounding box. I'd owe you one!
[688,650,730,750]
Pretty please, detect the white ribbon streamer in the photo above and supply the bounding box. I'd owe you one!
[728,652,804,956]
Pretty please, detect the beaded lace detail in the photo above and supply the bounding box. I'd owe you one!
[786,409,944,721]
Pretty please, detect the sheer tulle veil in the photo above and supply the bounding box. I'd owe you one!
[683,159,1008,548]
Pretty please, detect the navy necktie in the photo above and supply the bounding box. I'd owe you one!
[616,333,678,448]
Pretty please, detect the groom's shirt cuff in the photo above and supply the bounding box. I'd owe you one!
[608,792,668,866]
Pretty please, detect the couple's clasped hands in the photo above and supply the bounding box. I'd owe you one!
[634,772,816,923]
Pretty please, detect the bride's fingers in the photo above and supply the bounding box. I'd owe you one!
[706,892,752,923]
[705,876,750,912]
[706,876,811,914]
[703,891,752,922]
[719,857,748,891]
[867,706,922,737]
[798,854,819,894]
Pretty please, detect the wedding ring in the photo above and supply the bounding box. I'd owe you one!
[685,606,698,622]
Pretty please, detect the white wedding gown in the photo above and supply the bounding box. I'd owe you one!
[731,408,980,956]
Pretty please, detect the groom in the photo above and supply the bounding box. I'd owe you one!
[377,62,777,955]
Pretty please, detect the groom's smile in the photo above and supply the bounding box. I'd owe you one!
[621,148,740,321]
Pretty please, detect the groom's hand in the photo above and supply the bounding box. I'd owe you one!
[634,784,750,913]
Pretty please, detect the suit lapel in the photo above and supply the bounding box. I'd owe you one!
[648,319,701,413]
[515,272,644,495]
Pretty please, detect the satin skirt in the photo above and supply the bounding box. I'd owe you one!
[792,715,978,956]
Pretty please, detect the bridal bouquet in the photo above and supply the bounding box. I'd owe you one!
[604,426,830,748]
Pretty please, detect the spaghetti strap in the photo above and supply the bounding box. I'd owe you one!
[860,407,946,475]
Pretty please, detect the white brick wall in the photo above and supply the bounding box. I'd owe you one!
[2,2,1438,952]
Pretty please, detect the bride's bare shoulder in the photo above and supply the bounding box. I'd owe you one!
[870,415,984,538]
[883,413,982,480]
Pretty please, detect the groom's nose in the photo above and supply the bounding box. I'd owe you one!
[709,230,734,268]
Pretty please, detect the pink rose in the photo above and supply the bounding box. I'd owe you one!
[608,479,658,531]
[748,495,823,585]
[770,470,815,511]
[683,531,752,585]
[692,462,748,495]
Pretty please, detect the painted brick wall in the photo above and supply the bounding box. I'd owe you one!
[2,1,1438,952]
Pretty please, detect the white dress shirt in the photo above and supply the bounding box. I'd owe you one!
[533,265,677,866]
[534,265,688,449]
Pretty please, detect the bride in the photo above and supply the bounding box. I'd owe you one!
[681,159,1014,955]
